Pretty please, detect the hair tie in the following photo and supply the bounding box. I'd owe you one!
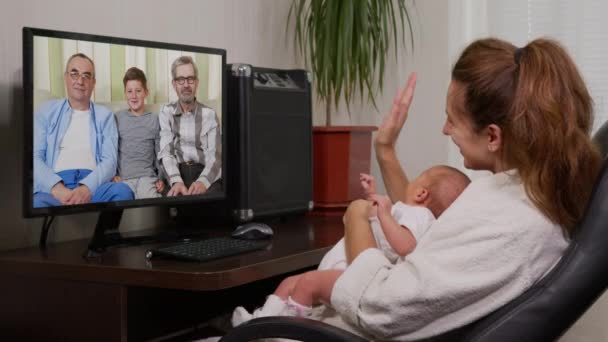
[514,47,524,65]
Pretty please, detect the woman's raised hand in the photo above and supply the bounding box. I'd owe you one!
[375,73,417,150]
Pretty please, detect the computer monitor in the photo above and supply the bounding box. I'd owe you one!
[22,27,227,253]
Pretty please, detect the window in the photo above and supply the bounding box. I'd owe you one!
[488,0,608,132]
[447,0,608,175]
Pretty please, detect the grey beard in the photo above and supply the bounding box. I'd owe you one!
[179,94,195,104]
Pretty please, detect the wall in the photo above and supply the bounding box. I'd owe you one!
[0,0,451,250]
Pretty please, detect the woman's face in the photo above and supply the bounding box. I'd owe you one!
[443,81,498,171]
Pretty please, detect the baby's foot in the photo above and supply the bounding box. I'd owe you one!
[231,295,288,326]
[231,306,253,327]
[253,295,288,317]
[285,296,313,317]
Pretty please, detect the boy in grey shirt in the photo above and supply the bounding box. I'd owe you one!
[113,67,164,199]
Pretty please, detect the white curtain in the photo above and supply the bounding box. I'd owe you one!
[447,0,608,175]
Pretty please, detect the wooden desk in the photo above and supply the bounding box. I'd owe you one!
[0,215,343,341]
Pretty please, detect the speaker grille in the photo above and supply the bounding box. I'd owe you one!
[249,88,312,213]
[228,65,312,219]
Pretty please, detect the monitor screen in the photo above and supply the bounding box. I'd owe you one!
[22,27,227,217]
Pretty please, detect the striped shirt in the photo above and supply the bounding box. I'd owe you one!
[158,100,221,188]
[115,110,160,180]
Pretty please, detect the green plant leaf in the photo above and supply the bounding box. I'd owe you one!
[288,0,414,125]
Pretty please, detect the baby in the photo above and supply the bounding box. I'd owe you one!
[358,165,470,261]
[232,165,471,325]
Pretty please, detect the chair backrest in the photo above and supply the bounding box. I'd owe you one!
[433,123,608,342]
[594,121,608,157]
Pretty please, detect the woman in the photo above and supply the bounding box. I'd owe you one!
[236,37,602,341]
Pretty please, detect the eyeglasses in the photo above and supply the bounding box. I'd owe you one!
[174,76,197,85]
[67,71,94,81]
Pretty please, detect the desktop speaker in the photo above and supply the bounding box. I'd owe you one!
[227,64,313,222]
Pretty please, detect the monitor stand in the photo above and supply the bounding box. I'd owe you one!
[37,211,132,257]
[83,209,212,258]
[37,209,234,258]
[84,209,126,258]
[39,215,56,248]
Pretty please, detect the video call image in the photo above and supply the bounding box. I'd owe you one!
[32,36,223,208]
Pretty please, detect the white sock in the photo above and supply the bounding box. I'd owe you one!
[231,295,287,327]
[231,306,252,327]
[252,294,287,317]
[285,296,313,317]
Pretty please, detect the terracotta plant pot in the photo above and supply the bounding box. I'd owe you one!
[311,126,377,215]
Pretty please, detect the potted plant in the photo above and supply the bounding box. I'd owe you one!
[288,0,414,214]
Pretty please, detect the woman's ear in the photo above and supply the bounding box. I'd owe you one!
[486,124,503,152]
[414,187,429,204]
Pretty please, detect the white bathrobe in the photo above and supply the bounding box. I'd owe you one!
[321,170,568,341]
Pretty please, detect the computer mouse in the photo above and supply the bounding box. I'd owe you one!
[231,222,274,240]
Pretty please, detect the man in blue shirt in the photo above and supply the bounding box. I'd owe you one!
[33,53,133,207]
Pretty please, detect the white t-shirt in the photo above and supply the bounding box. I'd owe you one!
[391,202,435,241]
[318,202,435,270]
[370,202,435,262]
[54,109,96,172]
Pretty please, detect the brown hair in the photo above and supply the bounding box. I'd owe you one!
[425,165,471,217]
[123,67,148,90]
[451,38,601,235]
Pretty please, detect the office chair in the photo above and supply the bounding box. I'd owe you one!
[220,122,608,342]
[595,121,608,156]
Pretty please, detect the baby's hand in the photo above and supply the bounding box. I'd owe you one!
[112,176,122,182]
[369,194,392,216]
[368,204,378,218]
[359,173,376,198]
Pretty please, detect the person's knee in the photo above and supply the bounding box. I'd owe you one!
[33,194,45,208]
[113,183,135,200]
[95,182,134,202]
[348,199,368,209]
[33,192,60,207]
[344,200,372,228]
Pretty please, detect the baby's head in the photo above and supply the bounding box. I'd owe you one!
[406,165,470,217]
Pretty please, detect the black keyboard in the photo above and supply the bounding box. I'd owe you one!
[146,237,269,262]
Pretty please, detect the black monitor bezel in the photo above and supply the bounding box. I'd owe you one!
[22,27,228,218]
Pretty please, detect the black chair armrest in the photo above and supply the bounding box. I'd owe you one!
[219,316,368,342]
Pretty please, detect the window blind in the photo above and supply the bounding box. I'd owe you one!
[487,0,608,132]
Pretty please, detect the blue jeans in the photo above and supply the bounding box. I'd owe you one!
[33,169,134,208]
